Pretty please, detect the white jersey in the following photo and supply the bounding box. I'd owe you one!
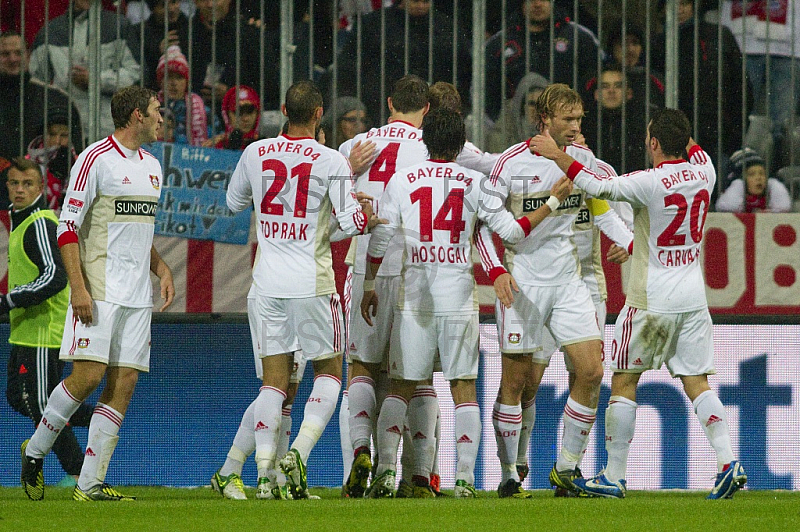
[574,160,634,301]
[568,145,716,313]
[57,135,161,308]
[457,141,501,176]
[227,134,368,298]
[367,160,527,314]
[487,141,599,286]
[340,120,428,276]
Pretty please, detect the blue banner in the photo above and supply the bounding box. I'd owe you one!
[147,143,252,245]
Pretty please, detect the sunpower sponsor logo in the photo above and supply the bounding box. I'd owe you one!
[115,200,157,217]
[522,192,581,213]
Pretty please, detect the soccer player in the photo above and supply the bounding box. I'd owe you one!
[530,107,747,499]
[477,155,633,496]
[483,83,608,498]
[3,157,94,488]
[336,74,431,498]
[209,277,307,500]
[226,80,378,500]
[362,107,573,498]
[21,86,175,501]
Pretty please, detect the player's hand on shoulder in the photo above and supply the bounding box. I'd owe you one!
[551,176,573,202]
[529,128,560,160]
[349,140,378,175]
[493,272,519,308]
[606,244,630,264]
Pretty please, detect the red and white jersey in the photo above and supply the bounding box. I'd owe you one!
[339,120,428,277]
[567,145,716,313]
[57,136,162,308]
[486,141,599,286]
[367,160,527,314]
[227,134,368,298]
[456,140,500,176]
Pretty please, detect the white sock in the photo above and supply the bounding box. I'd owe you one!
[556,396,597,472]
[492,401,522,483]
[517,398,536,468]
[348,376,376,452]
[27,381,83,458]
[275,405,293,485]
[254,385,286,479]
[339,391,353,484]
[693,390,735,472]
[400,424,415,479]
[408,386,438,478]
[604,395,637,482]
[455,402,481,485]
[291,374,341,463]
[375,395,408,473]
[77,403,123,491]
[220,399,256,477]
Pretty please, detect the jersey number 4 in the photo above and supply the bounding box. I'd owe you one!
[657,190,710,247]
[410,187,466,244]
[368,142,400,188]
[261,160,312,217]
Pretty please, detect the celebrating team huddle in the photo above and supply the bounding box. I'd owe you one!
[19,77,745,502]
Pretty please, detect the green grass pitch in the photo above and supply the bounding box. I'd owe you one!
[1,486,798,531]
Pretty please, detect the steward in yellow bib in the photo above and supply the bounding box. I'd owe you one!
[3,157,93,486]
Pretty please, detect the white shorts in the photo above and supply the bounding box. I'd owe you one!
[496,280,601,355]
[60,301,151,372]
[535,296,607,371]
[247,294,306,383]
[611,305,715,377]
[388,311,478,381]
[256,292,344,361]
[345,271,399,365]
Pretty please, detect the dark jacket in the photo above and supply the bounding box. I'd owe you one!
[485,12,601,119]
[189,9,279,110]
[128,11,191,91]
[653,20,752,158]
[0,73,83,160]
[582,104,650,174]
[334,6,472,124]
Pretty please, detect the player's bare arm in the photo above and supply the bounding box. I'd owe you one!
[150,245,175,311]
[348,140,378,175]
[59,241,93,325]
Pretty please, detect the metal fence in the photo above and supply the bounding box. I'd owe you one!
[1,0,798,203]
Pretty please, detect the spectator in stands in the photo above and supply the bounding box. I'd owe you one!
[595,24,665,109]
[720,0,800,167]
[485,0,601,120]
[653,0,751,162]
[156,45,207,146]
[26,108,78,212]
[486,72,548,153]
[334,0,471,124]
[206,85,261,150]
[320,97,368,149]
[582,64,649,173]
[27,0,140,140]
[716,147,791,212]
[128,0,191,91]
[190,0,279,122]
[0,31,83,160]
